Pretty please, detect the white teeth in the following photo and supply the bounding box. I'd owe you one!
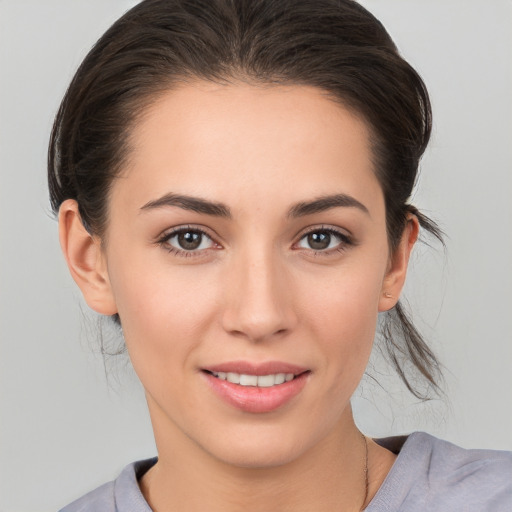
[226,372,240,384]
[240,374,258,386]
[211,371,296,387]
[274,373,286,385]
[257,375,275,387]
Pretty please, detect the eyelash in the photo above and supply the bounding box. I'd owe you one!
[156,225,354,258]
[295,226,354,257]
[156,225,218,258]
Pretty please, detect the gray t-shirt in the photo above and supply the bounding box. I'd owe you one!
[59,432,512,511]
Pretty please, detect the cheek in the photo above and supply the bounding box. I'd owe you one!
[106,253,223,372]
[302,262,384,336]
[298,256,386,378]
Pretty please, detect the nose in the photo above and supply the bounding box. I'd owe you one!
[221,248,297,343]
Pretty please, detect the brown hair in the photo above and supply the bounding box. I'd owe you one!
[48,0,443,398]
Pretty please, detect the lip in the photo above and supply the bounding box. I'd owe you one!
[201,361,310,414]
[203,361,309,376]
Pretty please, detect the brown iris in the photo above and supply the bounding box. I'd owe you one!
[177,231,202,250]
[307,232,331,250]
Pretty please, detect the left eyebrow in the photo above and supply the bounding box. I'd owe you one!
[287,194,370,218]
[140,193,232,218]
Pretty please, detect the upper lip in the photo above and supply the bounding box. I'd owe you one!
[202,361,309,376]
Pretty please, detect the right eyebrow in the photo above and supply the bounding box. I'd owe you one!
[287,193,370,218]
[140,192,232,218]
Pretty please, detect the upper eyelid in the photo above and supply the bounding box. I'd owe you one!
[296,224,352,240]
[157,224,218,243]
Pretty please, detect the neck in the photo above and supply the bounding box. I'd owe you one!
[141,402,371,512]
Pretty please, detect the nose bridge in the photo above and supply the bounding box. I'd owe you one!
[222,241,296,342]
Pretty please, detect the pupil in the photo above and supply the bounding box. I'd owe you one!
[308,232,330,250]
[178,231,201,250]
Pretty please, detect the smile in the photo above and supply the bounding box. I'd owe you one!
[202,363,310,413]
[208,371,296,387]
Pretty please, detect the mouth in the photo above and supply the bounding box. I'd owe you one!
[203,370,304,388]
[201,362,311,413]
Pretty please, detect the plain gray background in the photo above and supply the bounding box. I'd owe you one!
[1,1,511,510]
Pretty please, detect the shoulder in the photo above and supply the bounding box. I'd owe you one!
[416,432,511,491]
[58,458,156,512]
[368,432,512,512]
[59,481,116,512]
[409,432,512,488]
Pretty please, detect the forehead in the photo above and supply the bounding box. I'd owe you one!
[116,81,383,217]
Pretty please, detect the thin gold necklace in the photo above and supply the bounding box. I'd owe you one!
[360,433,369,511]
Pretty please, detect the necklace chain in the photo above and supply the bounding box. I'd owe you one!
[360,433,369,511]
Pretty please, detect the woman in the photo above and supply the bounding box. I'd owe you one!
[46,0,511,510]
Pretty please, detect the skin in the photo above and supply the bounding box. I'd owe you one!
[59,82,418,511]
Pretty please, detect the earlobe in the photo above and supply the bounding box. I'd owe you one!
[58,199,118,316]
[378,214,419,312]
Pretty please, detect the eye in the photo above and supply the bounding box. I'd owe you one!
[296,228,352,252]
[158,227,217,255]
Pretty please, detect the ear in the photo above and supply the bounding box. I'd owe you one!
[58,199,118,316]
[378,213,419,312]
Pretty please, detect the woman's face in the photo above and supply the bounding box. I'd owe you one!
[89,82,407,467]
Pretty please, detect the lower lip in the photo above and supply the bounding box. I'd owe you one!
[202,371,310,413]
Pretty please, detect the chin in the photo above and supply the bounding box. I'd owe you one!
[215,443,305,470]
[198,422,322,470]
